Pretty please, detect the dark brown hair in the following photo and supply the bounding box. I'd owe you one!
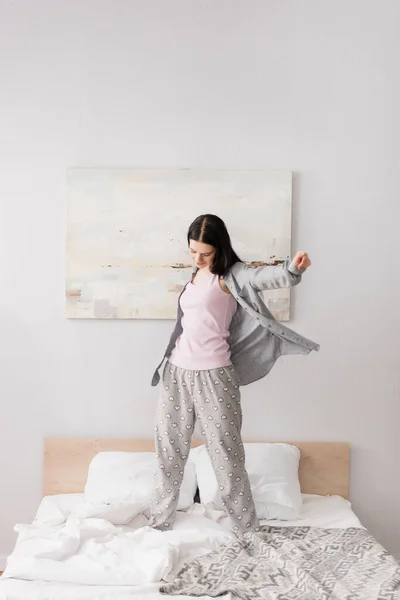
[187,214,241,276]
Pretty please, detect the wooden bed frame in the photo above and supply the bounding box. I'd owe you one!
[44,438,350,499]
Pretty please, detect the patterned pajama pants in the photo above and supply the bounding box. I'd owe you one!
[149,362,260,535]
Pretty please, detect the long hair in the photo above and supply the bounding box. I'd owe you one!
[187,214,241,276]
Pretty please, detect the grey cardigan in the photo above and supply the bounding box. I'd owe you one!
[151,260,320,387]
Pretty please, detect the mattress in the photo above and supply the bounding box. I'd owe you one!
[0,493,363,600]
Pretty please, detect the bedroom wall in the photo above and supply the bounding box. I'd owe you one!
[0,0,399,567]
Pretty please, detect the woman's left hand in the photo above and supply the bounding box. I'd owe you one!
[292,251,311,271]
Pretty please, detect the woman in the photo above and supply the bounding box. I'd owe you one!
[150,214,319,535]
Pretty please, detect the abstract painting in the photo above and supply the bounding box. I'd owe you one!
[66,169,293,320]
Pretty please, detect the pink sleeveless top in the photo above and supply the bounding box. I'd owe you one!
[169,273,238,371]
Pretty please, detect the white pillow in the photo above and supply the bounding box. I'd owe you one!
[84,451,197,518]
[192,443,302,520]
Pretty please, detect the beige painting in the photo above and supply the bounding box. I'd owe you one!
[66,169,293,320]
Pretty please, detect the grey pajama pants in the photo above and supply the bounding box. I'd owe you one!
[149,362,260,535]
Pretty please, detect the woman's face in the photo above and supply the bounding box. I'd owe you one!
[189,239,215,270]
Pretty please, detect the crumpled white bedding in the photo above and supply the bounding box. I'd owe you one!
[0,493,363,599]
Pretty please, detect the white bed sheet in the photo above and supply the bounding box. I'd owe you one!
[0,493,363,600]
[33,492,363,530]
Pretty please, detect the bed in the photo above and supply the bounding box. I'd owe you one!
[0,438,398,600]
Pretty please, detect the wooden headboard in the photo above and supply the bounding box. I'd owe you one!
[44,438,350,499]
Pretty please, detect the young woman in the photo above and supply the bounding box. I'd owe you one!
[150,214,319,535]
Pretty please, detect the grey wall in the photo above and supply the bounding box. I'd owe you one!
[0,0,399,566]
